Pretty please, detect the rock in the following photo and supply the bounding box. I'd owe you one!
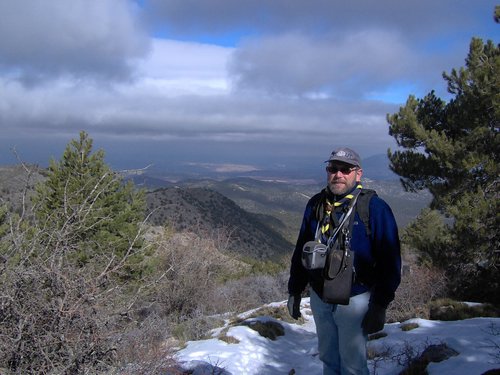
[241,320,285,341]
[419,343,459,363]
[400,343,459,375]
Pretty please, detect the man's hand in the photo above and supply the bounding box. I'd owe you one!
[287,294,302,319]
[362,303,386,334]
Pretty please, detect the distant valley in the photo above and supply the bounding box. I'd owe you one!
[129,153,432,256]
[140,174,431,246]
[1,161,431,262]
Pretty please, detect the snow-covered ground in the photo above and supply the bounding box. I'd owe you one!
[176,298,500,375]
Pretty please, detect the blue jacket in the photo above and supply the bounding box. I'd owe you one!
[288,187,401,308]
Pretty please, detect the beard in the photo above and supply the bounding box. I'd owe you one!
[328,179,357,196]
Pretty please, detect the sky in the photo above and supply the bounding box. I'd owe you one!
[0,0,498,174]
[175,298,500,375]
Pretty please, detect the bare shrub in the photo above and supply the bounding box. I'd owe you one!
[388,261,447,322]
[0,215,165,374]
[0,263,116,374]
[483,322,500,364]
[150,226,288,316]
[369,340,425,375]
[395,340,426,375]
[135,227,246,341]
[137,226,290,342]
[0,153,168,373]
[210,271,288,314]
[152,230,242,317]
[170,309,225,342]
[368,342,393,374]
[369,339,457,375]
[115,314,180,375]
[429,299,500,321]
[0,152,290,372]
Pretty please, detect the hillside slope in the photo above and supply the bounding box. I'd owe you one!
[146,187,294,260]
[173,177,432,237]
[172,177,316,242]
[0,165,295,261]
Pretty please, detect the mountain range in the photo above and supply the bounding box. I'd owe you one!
[0,159,431,262]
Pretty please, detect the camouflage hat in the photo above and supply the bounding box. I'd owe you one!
[325,147,361,167]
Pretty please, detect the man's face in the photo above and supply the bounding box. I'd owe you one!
[326,162,363,196]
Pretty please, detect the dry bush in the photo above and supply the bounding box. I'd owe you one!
[138,227,289,342]
[0,218,162,374]
[483,322,500,364]
[115,314,181,375]
[0,263,116,374]
[0,231,186,375]
[209,271,288,314]
[151,229,246,316]
[0,160,170,374]
[429,299,500,321]
[170,309,225,342]
[0,228,175,374]
[136,228,247,342]
[150,226,288,318]
[387,261,447,322]
[0,173,286,373]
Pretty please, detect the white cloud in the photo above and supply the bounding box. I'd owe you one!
[0,0,150,83]
[0,0,497,168]
[229,31,420,97]
[134,38,233,95]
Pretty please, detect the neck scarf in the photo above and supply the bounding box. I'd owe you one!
[318,184,362,242]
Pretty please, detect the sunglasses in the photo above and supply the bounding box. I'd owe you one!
[326,165,357,174]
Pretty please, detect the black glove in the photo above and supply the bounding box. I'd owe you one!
[362,303,386,334]
[287,294,302,319]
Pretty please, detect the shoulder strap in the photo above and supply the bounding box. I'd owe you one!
[354,188,377,236]
[313,187,375,238]
[313,188,327,219]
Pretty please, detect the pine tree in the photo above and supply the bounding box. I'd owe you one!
[0,133,148,372]
[387,37,499,302]
[401,208,452,267]
[32,131,146,278]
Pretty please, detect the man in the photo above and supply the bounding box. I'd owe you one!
[287,147,401,375]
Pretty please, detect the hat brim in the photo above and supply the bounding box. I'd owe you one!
[324,157,360,167]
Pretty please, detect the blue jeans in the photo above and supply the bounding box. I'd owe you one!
[310,289,370,375]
